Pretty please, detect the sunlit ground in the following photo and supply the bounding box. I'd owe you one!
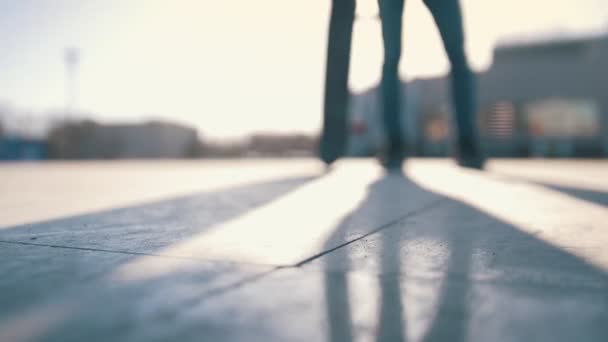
[0,158,607,341]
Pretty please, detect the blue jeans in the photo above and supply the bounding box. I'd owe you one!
[378,0,477,153]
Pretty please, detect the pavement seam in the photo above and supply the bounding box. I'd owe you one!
[0,240,271,268]
[292,198,449,267]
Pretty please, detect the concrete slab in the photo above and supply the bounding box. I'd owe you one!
[0,243,271,342]
[405,160,608,270]
[0,172,317,258]
[1,159,607,342]
[6,265,605,342]
[0,242,131,321]
[1,161,442,266]
[304,166,608,276]
[163,267,607,342]
[0,159,322,229]
[143,162,443,265]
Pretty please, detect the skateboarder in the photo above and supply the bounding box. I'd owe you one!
[319,0,485,169]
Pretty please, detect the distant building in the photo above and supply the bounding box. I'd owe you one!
[48,120,200,159]
[0,137,47,160]
[349,34,608,157]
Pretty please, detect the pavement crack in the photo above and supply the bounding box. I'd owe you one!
[293,198,448,267]
[0,239,159,256]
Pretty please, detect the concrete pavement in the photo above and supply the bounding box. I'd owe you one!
[0,159,607,341]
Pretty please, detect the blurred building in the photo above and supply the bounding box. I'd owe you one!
[349,34,608,157]
[0,137,47,160]
[247,134,316,157]
[48,120,200,159]
[201,134,317,158]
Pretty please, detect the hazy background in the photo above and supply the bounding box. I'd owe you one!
[2,0,607,139]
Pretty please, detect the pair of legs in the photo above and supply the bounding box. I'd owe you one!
[320,0,483,168]
[379,0,481,167]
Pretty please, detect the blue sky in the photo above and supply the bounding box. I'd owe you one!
[1,0,607,138]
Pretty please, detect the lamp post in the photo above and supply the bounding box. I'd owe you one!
[64,47,80,119]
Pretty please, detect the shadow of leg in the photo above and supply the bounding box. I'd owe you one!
[422,234,472,342]
[376,229,406,342]
[325,272,355,342]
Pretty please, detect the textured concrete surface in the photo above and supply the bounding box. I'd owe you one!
[0,159,607,341]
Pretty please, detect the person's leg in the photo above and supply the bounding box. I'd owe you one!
[319,0,356,165]
[378,0,405,168]
[423,0,484,168]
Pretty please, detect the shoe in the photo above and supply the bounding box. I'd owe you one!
[455,137,485,170]
[457,152,485,169]
[318,135,344,166]
[379,144,404,171]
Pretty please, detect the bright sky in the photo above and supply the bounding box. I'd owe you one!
[0,0,606,138]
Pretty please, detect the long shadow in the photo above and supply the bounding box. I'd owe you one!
[487,171,608,209]
[533,182,608,208]
[322,171,608,342]
[0,175,316,321]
